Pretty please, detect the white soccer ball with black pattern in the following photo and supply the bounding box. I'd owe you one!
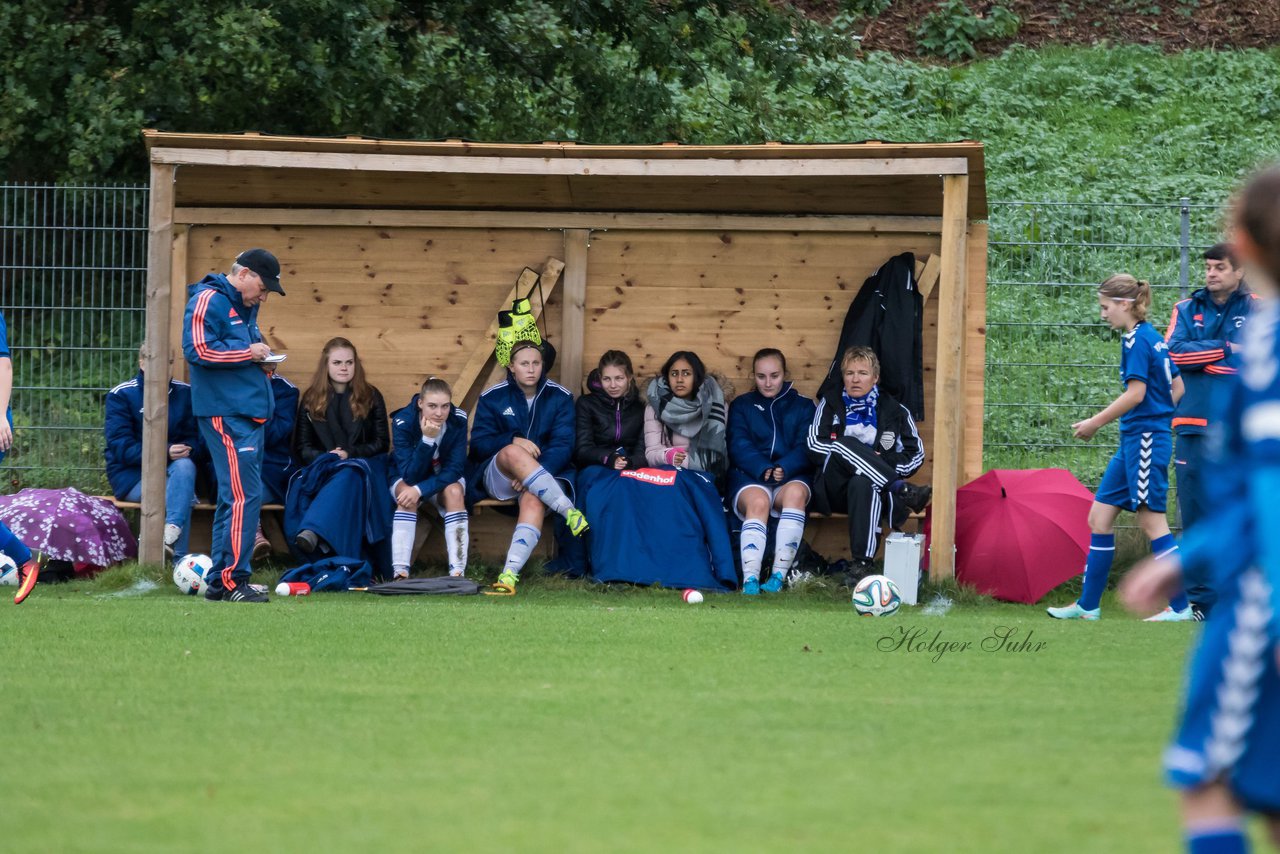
[173,553,214,595]
[851,574,902,617]
[0,553,17,585]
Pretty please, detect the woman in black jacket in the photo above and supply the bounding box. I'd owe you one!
[575,350,646,471]
[294,337,389,465]
[289,337,391,559]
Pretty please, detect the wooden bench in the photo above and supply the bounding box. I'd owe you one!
[105,498,289,556]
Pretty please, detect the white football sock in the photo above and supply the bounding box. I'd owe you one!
[740,519,768,581]
[771,509,807,577]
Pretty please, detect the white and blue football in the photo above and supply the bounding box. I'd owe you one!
[173,553,214,595]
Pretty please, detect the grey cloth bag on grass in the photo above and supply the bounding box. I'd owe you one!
[367,577,481,596]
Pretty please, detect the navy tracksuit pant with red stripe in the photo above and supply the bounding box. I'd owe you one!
[199,415,264,591]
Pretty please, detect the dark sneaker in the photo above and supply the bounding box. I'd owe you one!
[842,559,876,589]
[896,482,933,514]
[225,584,269,603]
[204,585,225,602]
[14,551,47,605]
[295,529,319,554]
[1191,604,1209,622]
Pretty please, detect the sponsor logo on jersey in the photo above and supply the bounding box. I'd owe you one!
[621,468,678,486]
[501,406,516,417]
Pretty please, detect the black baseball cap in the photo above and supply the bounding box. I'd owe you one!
[236,248,285,295]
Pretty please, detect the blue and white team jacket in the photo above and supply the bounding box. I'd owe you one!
[466,372,575,503]
[103,371,201,498]
[727,382,816,481]
[391,394,468,499]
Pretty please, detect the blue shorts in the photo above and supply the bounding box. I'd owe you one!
[1095,430,1170,513]
[1163,567,1280,813]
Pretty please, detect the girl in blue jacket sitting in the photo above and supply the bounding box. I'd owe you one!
[390,377,469,579]
[727,348,817,595]
[467,340,587,594]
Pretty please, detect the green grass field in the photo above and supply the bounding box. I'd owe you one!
[2,563,1249,853]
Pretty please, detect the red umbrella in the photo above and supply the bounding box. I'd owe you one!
[954,469,1093,604]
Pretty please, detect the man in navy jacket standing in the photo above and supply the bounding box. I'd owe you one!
[182,249,284,603]
[1166,243,1255,618]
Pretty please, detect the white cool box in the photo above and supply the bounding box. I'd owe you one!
[882,532,925,606]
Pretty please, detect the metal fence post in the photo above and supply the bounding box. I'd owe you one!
[1179,196,1191,297]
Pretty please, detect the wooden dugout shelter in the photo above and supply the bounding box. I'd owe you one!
[139,131,987,577]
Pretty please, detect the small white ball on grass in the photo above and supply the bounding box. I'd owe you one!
[682,589,703,604]
[275,583,291,597]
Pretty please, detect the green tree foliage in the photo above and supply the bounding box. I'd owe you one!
[0,0,857,181]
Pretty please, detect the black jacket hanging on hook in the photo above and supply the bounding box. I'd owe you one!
[818,252,925,420]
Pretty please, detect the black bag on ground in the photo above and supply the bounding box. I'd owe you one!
[367,577,481,596]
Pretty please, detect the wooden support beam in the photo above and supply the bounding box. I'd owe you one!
[169,226,189,381]
[172,207,945,234]
[915,254,942,304]
[141,163,176,566]
[452,257,565,411]
[152,147,971,178]
[561,230,589,392]
[929,175,969,581]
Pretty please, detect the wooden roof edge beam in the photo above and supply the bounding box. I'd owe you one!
[149,147,970,178]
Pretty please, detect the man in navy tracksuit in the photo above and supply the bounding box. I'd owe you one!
[1166,243,1255,618]
[182,249,285,603]
[104,347,202,562]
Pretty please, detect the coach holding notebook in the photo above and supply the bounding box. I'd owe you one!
[182,248,285,603]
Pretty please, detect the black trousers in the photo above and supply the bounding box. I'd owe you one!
[813,438,907,561]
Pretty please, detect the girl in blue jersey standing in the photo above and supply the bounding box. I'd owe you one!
[727,348,816,595]
[1048,273,1191,621]
[1121,166,1280,854]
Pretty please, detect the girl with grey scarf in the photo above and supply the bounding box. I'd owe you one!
[643,351,729,482]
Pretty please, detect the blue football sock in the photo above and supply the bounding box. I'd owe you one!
[1186,824,1247,854]
[0,522,31,565]
[1151,533,1190,611]
[522,467,573,516]
[1078,533,1115,611]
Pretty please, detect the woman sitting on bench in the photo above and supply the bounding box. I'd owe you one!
[727,348,816,596]
[389,377,469,580]
[289,337,391,572]
[467,340,586,595]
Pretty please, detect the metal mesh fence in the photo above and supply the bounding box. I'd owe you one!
[986,199,1227,497]
[0,185,1234,507]
[0,184,149,494]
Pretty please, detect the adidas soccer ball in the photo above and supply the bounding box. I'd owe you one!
[852,574,902,617]
[0,553,17,586]
[173,553,215,595]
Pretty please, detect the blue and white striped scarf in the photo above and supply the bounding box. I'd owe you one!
[841,386,879,446]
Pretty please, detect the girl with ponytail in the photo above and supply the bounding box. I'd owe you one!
[1047,273,1190,621]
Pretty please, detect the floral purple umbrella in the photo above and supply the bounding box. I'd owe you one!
[0,488,137,574]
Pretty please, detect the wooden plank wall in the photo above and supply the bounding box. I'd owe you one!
[178,222,981,563]
[581,228,942,451]
[181,226,565,413]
